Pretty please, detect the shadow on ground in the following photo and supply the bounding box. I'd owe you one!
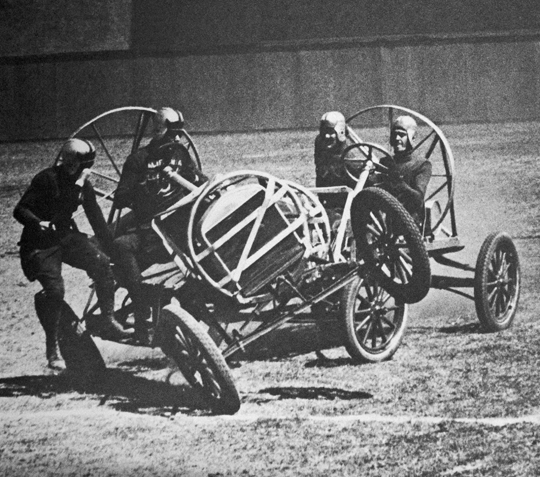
[410,322,484,335]
[0,318,359,416]
[0,365,209,417]
[252,386,373,403]
[438,322,484,334]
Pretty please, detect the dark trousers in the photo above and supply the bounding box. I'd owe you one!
[21,232,114,302]
[20,232,115,359]
[111,228,170,321]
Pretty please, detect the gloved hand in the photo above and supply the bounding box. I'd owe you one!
[134,177,150,195]
[386,167,403,184]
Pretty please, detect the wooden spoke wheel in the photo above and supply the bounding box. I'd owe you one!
[474,232,521,332]
[341,274,408,363]
[352,187,431,304]
[158,304,240,415]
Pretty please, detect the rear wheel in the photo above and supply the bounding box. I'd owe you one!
[158,303,240,414]
[474,232,520,331]
[341,274,408,363]
[352,187,431,303]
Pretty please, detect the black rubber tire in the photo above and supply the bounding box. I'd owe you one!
[58,302,107,383]
[474,232,520,332]
[158,303,240,415]
[351,187,431,304]
[341,274,408,363]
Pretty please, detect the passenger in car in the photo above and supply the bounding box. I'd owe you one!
[313,111,353,211]
[314,111,431,229]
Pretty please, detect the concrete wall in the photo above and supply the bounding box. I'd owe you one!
[1,1,539,140]
[132,0,540,51]
[0,0,131,57]
[2,36,540,141]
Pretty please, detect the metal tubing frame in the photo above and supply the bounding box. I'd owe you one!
[346,104,456,236]
[221,266,360,359]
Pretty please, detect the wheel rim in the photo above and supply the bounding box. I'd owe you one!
[486,245,519,322]
[170,323,224,400]
[346,104,456,237]
[363,209,413,286]
[352,279,404,352]
[58,106,202,233]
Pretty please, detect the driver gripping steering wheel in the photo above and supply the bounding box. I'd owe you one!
[111,107,208,344]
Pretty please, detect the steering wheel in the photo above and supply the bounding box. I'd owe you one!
[341,141,394,183]
[154,141,189,171]
[146,141,198,198]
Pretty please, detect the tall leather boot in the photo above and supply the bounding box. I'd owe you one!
[92,276,134,341]
[35,291,66,371]
[109,246,150,344]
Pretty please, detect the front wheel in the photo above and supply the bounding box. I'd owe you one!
[474,232,520,332]
[341,274,408,363]
[351,187,431,303]
[158,304,240,414]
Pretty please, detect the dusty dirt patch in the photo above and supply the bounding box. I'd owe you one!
[2,123,540,475]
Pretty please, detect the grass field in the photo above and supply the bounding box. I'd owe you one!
[1,120,540,476]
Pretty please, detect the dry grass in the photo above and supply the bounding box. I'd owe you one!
[1,121,540,475]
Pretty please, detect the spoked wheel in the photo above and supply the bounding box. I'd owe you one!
[57,106,202,233]
[341,274,408,363]
[352,187,431,303]
[474,232,521,332]
[57,301,107,384]
[346,105,456,238]
[158,303,240,415]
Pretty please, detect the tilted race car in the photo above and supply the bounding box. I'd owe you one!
[54,105,520,415]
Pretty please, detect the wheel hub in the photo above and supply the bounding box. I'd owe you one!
[496,270,508,288]
[370,302,385,316]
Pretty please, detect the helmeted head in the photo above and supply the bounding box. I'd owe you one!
[319,111,347,149]
[152,107,185,142]
[58,138,96,176]
[390,115,417,154]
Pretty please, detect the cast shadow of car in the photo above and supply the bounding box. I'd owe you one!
[247,386,373,405]
[0,362,213,417]
[0,315,370,416]
[410,322,484,336]
[438,322,484,334]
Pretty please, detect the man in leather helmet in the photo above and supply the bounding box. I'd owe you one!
[314,111,354,208]
[380,115,432,227]
[314,110,366,235]
[314,111,362,213]
[14,138,132,370]
[111,107,208,344]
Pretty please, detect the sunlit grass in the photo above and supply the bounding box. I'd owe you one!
[3,121,540,475]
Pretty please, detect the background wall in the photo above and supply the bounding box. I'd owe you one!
[132,0,540,51]
[0,0,131,57]
[1,0,539,140]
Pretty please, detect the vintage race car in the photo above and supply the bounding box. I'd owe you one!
[55,105,520,415]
